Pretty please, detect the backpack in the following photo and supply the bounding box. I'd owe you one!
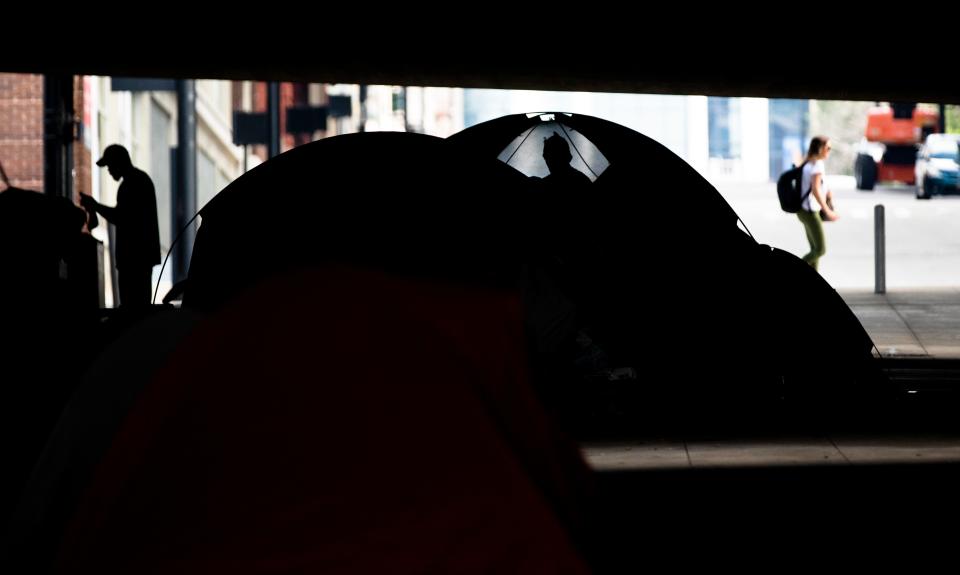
[776,161,810,213]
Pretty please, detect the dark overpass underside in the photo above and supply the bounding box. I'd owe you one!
[8,51,960,104]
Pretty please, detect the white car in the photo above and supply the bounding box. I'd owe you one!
[915,134,960,199]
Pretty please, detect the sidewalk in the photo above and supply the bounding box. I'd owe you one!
[839,288,960,358]
[583,434,960,469]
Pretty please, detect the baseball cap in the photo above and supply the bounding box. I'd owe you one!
[96,144,130,168]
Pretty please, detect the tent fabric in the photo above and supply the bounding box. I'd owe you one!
[55,266,593,574]
[183,132,533,312]
[447,112,884,399]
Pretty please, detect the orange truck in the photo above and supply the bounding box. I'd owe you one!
[854,103,939,190]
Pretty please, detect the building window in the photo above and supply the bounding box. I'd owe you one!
[708,97,742,159]
[768,99,808,178]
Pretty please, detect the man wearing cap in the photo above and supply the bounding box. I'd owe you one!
[80,144,161,307]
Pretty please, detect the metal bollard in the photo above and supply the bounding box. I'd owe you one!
[875,204,885,294]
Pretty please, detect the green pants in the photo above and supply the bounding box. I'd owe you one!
[797,210,825,270]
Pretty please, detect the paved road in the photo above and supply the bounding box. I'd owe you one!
[713,177,960,290]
